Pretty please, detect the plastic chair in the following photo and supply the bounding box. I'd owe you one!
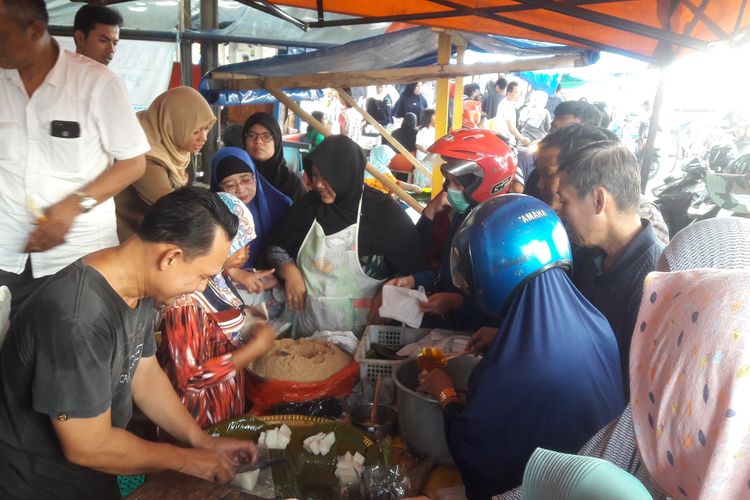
[389,153,415,183]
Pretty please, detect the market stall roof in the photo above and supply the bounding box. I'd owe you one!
[253,0,750,65]
[45,0,389,48]
[200,26,597,105]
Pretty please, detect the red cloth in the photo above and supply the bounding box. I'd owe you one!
[158,304,245,428]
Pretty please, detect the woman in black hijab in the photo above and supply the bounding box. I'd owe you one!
[393,82,428,126]
[263,135,427,335]
[390,112,419,153]
[241,112,307,201]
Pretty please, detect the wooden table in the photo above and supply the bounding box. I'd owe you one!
[126,471,264,500]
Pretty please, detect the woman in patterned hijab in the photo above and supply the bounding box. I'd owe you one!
[156,193,275,431]
[630,267,750,498]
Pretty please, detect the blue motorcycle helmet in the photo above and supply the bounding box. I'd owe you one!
[450,194,572,317]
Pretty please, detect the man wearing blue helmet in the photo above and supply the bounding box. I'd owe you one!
[556,140,664,393]
[418,194,625,499]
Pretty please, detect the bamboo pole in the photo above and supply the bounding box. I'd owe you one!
[335,87,431,179]
[264,84,423,214]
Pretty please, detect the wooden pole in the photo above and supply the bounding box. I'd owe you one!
[335,87,431,179]
[451,43,465,132]
[433,32,452,198]
[365,164,424,214]
[209,54,583,90]
[264,85,423,214]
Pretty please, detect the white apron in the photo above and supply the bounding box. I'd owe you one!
[294,198,384,336]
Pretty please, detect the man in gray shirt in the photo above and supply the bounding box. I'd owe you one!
[0,188,257,499]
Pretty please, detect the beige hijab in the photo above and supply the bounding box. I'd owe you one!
[137,86,216,187]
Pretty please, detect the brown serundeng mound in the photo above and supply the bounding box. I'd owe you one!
[250,338,351,382]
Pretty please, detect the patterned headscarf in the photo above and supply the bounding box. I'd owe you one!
[630,269,750,499]
[217,192,256,256]
[663,218,750,271]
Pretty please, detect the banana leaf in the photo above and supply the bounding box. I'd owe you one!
[208,414,389,499]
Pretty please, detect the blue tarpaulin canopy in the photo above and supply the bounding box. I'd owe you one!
[200,27,598,106]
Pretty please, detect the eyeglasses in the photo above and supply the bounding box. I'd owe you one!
[220,174,256,192]
[246,132,274,144]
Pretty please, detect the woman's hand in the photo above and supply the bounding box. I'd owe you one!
[232,323,276,368]
[422,191,449,220]
[385,275,415,289]
[466,326,498,354]
[367,292,384,324]
[417,368,454,400]
[249,322,276,353]
[419,292,463,317]
[281,263,307,311]
[227,268,276,294]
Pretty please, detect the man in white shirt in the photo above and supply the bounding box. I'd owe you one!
[490,81,530,147]
[0,0,149,315]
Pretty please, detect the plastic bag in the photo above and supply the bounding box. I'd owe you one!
[396,330,471,358]
[378,285,428,328]
[0,286,10,348]
[362,465,410,499]
[231,444,276,498]
[272,397,343,419]
[311,330,360,356]
[247,361,360,415]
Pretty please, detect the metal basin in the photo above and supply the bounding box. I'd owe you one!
[394,356,480,465]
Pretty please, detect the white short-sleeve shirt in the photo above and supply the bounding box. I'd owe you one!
[492,98,518,145]
[0,44,150,277]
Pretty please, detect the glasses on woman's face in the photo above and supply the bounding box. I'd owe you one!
[220,173,256,193]
[246,132,274,144]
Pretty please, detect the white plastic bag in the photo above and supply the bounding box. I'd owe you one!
[378,285,428,328]
[396,330,471,358]
[0,286,10,347]
[311,330,360,356]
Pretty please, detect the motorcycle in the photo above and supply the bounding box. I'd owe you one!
[652,157,710,238]
[653,151,750,239]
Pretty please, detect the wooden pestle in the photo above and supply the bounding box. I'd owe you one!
[370,374,382,425]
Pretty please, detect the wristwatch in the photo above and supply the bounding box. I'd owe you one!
[74,191,97,213]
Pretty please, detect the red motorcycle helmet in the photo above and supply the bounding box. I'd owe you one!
[426,128,517,205]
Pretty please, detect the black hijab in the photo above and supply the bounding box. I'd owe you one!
[241,112,307,201]
[391,112,418,152]
[265,135,427,277]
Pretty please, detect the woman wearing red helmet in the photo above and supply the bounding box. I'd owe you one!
[371,129,518,330]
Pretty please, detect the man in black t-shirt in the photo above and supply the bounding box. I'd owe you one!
[0,187,258,499]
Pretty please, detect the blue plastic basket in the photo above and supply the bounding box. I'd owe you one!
[117,474,145,497]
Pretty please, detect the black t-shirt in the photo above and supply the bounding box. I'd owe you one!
[0,260,156,499]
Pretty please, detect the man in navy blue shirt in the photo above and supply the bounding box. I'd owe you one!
[557,140,664,393]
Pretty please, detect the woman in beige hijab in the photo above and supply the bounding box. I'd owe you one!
[115,86,216,240]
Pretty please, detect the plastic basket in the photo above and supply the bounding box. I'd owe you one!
[117,474,145,497]
[354,325,432,385]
